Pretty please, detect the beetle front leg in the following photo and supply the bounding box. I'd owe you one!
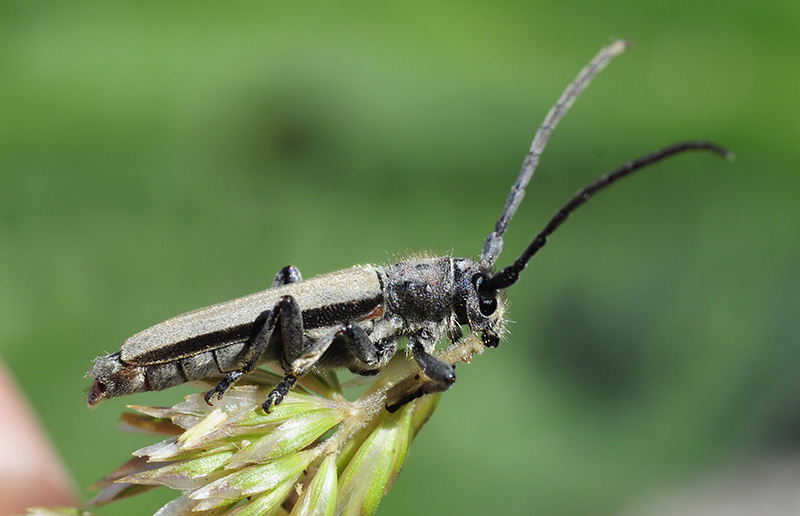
[410,334,456,386]
[382,332,455,412]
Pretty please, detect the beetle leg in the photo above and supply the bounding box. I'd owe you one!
[339,323,379,367]
[271,265,302,287]
[205,295,302,404]
[240,295,303,372]
[263,374,297,413]
[409,335,456,386]
[203,371,244,404]
[261,295,305,412]
[285,322,378,377]
[385,375,453,413]
[347,337,397,375]
[276,295,304,368]
[264,321,388,412]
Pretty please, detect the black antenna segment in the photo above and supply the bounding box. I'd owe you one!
[479,140,733,295]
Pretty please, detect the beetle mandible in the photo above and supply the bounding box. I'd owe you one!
[87,40,731,413]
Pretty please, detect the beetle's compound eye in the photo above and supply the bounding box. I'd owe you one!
[472,274,498,317]
[480,296,498,316]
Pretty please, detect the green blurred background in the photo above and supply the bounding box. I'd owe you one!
[1,1,798,515]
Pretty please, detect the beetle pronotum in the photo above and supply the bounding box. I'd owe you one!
[87,40,731,413]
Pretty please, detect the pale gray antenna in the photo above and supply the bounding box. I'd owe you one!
[480,39,631,266]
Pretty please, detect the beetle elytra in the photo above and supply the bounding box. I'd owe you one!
[87,40,731,413]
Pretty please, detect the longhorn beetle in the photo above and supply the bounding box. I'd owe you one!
[87,40,731,413]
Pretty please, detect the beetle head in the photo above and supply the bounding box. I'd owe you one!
[453,259,505,348]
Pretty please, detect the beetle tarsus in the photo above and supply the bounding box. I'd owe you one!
[205,370,244,404]
[263,374,297,413]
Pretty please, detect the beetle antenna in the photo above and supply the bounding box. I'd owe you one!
[481,38,632,267]
[479,140,733,295]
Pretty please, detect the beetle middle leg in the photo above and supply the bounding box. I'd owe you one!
[288,322,379,374]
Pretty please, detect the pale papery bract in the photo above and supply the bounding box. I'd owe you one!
[86,335,485,516]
